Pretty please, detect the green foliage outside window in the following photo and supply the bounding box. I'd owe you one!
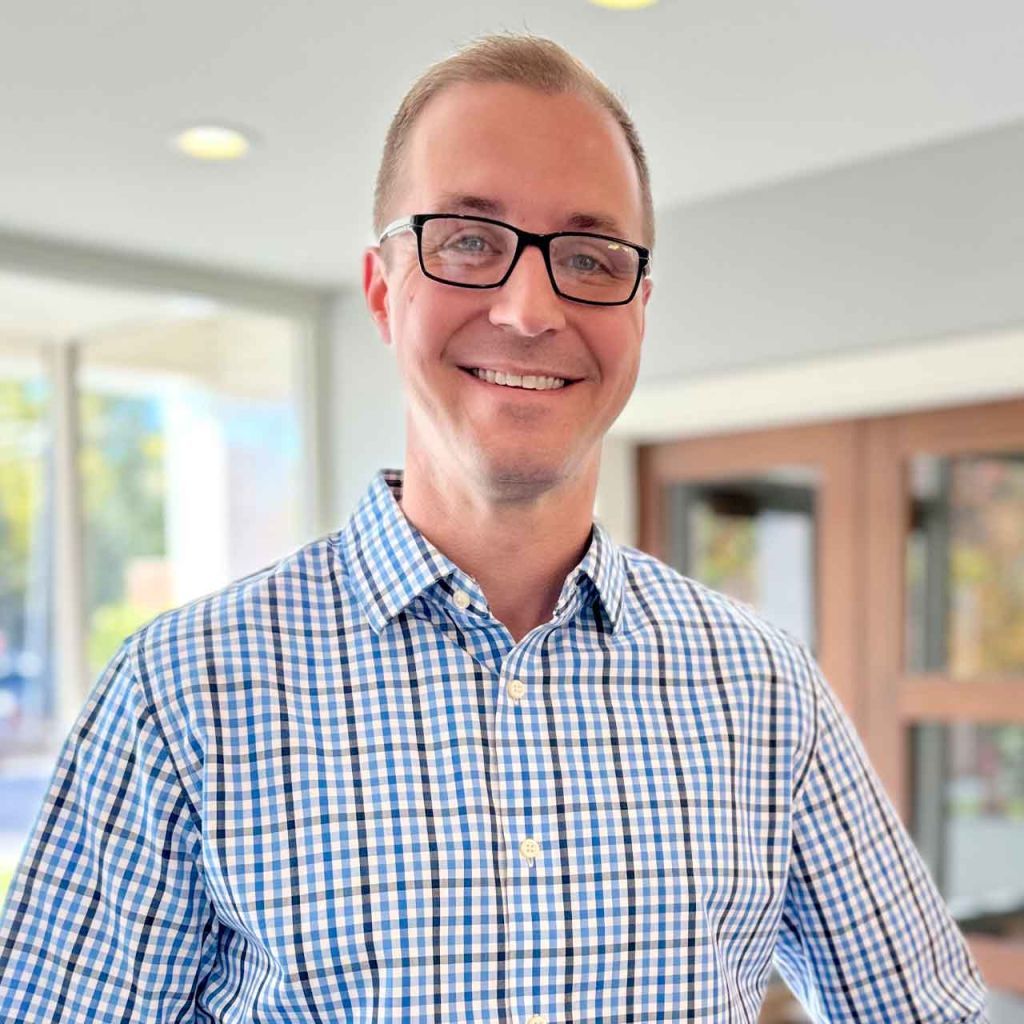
[79,391,167,677]
[0,380,45,656]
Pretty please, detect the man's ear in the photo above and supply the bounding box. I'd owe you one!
[363,246,392,346]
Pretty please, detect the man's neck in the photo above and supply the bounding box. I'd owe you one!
[398,451,599,643]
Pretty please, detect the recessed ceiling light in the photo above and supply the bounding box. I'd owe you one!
[173,124,252,161]
[588,0,657,8]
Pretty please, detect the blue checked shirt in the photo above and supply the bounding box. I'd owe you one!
[0,468,988,1022]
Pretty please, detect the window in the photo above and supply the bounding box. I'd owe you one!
[0,269,320,907]
[78,308,305,676]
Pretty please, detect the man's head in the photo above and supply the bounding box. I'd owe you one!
[363,33,655,505]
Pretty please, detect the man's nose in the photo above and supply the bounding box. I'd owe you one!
[487,245,567,337]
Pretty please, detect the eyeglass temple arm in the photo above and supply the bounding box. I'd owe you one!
[378,217,414,244]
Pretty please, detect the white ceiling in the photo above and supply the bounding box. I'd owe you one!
[2,0,1024,288]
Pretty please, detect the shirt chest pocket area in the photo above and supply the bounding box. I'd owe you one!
[206,735,488,970]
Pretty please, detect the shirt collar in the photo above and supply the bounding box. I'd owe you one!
[337,468,627,636]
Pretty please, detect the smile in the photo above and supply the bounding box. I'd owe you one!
[459,366,579,392]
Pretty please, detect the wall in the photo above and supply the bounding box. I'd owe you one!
[329,285,405,522]
[642,119,1024,382]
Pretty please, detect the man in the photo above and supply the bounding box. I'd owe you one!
[0,33,989,1024]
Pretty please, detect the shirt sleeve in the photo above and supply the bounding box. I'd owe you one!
[0,638,220,1022]
[773,653,990,1023]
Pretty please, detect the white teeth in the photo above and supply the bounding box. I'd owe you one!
[470,367,567,390]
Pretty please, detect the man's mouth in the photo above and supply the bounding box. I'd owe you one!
[458,366,579,391]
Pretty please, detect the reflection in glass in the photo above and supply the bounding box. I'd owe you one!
[665,466,819,652]
[907,454,1024,678]
[913,724,1024,935]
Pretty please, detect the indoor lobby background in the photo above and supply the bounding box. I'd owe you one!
[1,2,1023,1021]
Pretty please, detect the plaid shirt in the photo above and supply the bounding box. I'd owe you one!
[0,468,988,1022]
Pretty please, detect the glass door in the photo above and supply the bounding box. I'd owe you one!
[865,398,1024,1010]
[664,465,819,651]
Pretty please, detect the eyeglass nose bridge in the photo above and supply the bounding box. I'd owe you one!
[497,228,560,293]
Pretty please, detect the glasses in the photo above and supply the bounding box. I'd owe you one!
[378,213,651,307]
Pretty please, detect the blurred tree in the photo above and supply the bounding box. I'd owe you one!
[0,379,45,655]
[951,458,1024,678]
[79,391,166,676]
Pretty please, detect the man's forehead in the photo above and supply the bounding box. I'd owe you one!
[427,191,631,239]
[394,82,645,241]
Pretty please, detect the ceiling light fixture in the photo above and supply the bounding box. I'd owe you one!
[173,124,252,161]
[588,0,658,9]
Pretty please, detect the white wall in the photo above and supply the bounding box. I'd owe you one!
[329,286,405,522]
[642,119,1024,383]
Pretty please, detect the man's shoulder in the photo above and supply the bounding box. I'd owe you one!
[617,543,812,670]
[121,531,345,672]
[75,533,348,785]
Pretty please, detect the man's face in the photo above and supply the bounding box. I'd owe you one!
[363,81,652,502]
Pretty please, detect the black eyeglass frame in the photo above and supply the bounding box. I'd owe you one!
[378,212,652,307]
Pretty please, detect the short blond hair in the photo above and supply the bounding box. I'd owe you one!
[372,33,655,250]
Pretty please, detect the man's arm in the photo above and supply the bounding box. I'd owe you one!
[0,638,219,1021]
[774,652,990,1023]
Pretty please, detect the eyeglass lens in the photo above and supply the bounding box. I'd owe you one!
[418,217,641,303]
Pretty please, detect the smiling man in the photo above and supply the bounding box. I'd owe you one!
[0,33,989,1024]
[364,76,652,642]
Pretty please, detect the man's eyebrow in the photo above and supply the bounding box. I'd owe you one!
[432,192,629,237]
[563,210,627,236]
[433,193,504,217]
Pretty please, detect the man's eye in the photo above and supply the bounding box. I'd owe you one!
[566,252,610,274]
[448,234,489,252]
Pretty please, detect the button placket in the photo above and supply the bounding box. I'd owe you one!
[494,655,551,1013]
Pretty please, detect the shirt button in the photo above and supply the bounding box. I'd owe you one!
[526,1015,548,1024]
[520,838,540,862]
[453,589,471,609]
[507,679,526,701]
